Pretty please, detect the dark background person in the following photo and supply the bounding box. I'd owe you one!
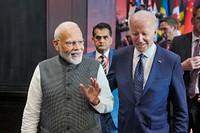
[159,16,179,50]
[86,22,118,133]
[170,5,200,133]
[21,21,114,133]
[107,10,188,133]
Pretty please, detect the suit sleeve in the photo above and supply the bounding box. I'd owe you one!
[170,56,188,132]
[107,53,118,92]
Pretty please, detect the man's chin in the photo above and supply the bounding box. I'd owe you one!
[69,57,82,64]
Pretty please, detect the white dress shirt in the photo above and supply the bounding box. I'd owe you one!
[132,43,157,88]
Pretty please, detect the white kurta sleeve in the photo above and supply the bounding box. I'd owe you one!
[21,65,42,133]
[91,65,114,113]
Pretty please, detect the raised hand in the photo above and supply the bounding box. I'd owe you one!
[80,78,101,106]
[181,56,200,71]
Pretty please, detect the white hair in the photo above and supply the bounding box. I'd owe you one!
[128,10,158,29]
[54,21,79,40]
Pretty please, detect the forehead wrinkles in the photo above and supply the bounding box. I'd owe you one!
[61,28,82,40]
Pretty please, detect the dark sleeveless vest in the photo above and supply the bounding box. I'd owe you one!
[38,55,101,133]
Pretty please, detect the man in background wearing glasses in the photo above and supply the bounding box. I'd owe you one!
[21,21,114,133]
[86,22,118,133]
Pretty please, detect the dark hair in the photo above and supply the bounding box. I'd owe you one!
[92,22,112,37]
[193,5,200,18]
[160,16,178,27]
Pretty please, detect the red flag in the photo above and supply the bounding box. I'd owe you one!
[148,0,152,12]
[183,0,194,34]
[172,0,180,21]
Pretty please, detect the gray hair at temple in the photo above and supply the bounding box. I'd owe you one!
[54,21,79,40]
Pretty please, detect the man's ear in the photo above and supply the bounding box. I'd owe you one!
[92,37,95,42]
[153,29,158,38]
[191,17,195,25]
[52,39,59,51]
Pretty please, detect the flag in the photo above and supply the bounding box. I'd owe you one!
[152,0,158,14]
[160,0,169,16]
[135,0,141,8]
[147,0,152,12]
[141,0,144,5]
[140,0,145,10]
[179,0,185,33]
[172,0,180,21]
[172,0,182,34]
[183,0,194,34]
[152,0,160,42]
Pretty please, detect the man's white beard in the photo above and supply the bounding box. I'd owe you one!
[60,50,83,65]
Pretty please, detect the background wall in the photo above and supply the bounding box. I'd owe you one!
[86,0,116,53]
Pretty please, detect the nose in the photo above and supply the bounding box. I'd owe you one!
[99,37,105,42]
[136,34,143,42]
[73,42,83,50]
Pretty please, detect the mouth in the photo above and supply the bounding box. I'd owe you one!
[135,43,146,46]
[162,34,167,39]
[71,52,82,57]
[98,44,105,47]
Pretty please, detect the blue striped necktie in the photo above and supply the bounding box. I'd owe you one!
[133,54,145,103]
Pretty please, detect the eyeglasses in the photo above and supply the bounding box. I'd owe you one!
[57,39,84,47]
[94,35,109,41]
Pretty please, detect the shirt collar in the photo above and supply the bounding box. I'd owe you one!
[134,43,156,59]
[96,48,110,58]
[192,32,200,43]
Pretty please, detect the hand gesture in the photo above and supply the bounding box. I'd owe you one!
[80,78,101,106]
[181,56,200,71]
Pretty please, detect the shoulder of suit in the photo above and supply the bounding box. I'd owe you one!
[83,55,99,63]
[109,48,116,53]
[174,32,192,41]
[114,45,133,55]
[85,51,96,57]
[157,45,179,59]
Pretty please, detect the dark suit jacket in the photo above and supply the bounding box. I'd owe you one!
[170,32,192,92]
[107,45,188,133]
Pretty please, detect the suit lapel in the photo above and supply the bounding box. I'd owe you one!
[143,46,164,95]
[109,49,115,66]
[184,33,192,59]
[120,46,136,104]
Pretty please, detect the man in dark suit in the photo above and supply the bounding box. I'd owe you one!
[86,22,118,133]
[158,16,179,50]
[107,10,188,133]
[170,5,200,133]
